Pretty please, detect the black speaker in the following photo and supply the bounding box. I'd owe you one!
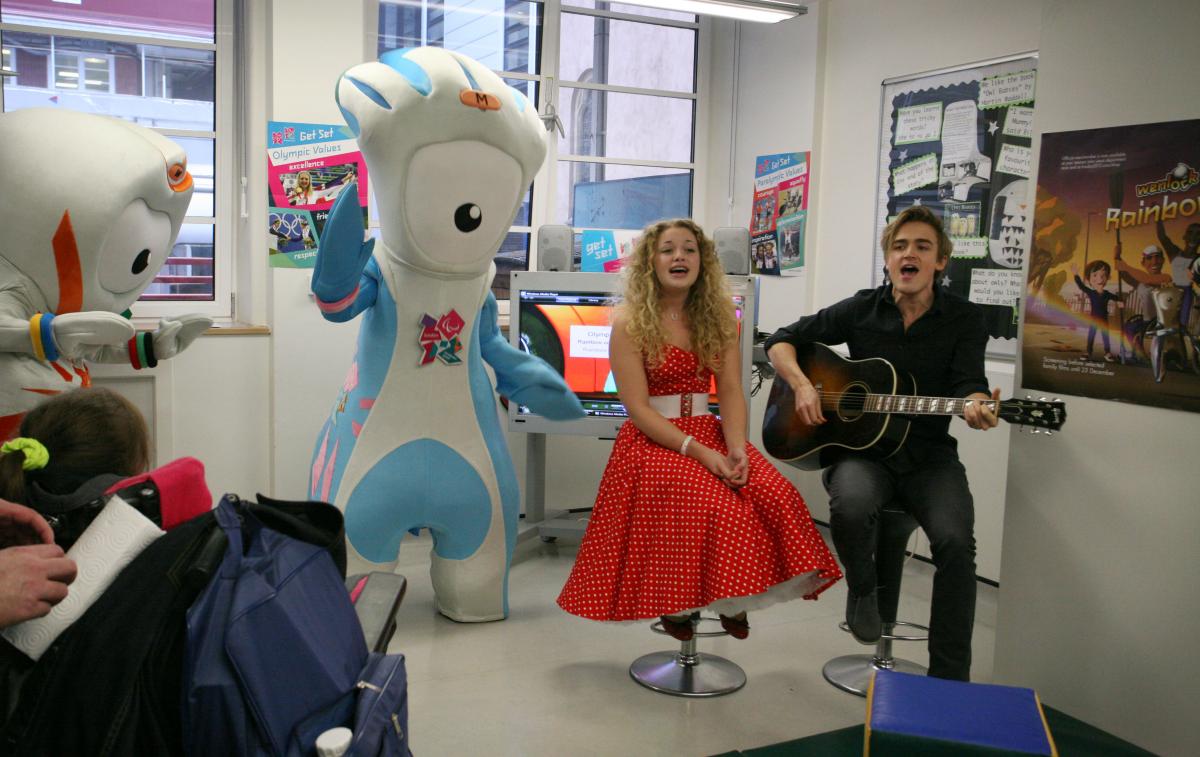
[536,224,573,272]
[713,227,751,275]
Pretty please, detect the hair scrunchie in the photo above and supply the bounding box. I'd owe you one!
[0,438,50,471]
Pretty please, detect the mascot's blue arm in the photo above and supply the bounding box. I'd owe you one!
[311,185,378,322]
[478,293,584,420]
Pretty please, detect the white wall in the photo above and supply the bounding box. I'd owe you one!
[993,2,1200,754]
[705,1,1033,580]
[268,0,369,500]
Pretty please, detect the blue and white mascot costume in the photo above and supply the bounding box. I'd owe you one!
[0,108,212,438]
[310,48,583,622]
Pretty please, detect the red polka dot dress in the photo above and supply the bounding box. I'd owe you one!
[558,345,842,621]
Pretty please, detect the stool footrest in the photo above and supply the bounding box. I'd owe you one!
[837,619,929,642]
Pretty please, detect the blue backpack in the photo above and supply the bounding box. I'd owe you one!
[182,494,411,756]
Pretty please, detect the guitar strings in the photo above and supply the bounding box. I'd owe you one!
[804,390,1002,412]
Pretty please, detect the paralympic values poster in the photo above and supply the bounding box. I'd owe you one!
[1021,119,1200,414]
[750,151,809,276]
[267,121,369,268]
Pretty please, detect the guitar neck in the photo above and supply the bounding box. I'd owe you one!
[825,393,996,417]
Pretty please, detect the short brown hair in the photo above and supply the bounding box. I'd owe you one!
[0,387,150,504]
[880,205,954,283]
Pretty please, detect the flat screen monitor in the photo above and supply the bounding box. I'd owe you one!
[507,270,757,437]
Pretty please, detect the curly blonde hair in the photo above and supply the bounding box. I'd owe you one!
[617,219,738,374]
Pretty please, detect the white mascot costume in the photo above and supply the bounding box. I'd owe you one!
[0,108,213,437]
[309,48,583,622]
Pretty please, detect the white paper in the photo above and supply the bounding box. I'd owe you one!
[895,102,942,145]
[1003,106,1035,138]
[997,144,1033,178]
[2,496,164,660]
[978,69,1037,108]
[951,237,989,259]
[969,268,1025,307]
[892,153,938,196]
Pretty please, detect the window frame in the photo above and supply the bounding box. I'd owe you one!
[369,0,707,279]
[0,0,237,321]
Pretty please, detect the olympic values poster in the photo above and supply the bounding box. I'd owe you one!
[267,121,369,268]
[751,151,809,276]
[874,57,1038,342]
[1022,119,1200,414]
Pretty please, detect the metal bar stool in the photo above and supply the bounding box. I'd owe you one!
[823,508,929,697]
[629,614,746,697]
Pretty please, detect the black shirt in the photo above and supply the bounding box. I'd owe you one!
[764,284,990,461]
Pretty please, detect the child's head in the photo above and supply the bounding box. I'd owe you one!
[0,387,150,505]
[1084,259,1111,287]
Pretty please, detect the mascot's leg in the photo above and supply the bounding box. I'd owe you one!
[428,497,508,622]
[344,439,505,622]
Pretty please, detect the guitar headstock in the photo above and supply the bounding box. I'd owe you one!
[998,397,1067,432]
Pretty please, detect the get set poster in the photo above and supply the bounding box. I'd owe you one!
[875,59,1037,340]
[750,151,808,276]
[1022,119,1200,414]
[267,121,369,268]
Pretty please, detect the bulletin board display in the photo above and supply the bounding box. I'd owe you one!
[873,53,1038,353]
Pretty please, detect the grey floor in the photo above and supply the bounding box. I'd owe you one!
[376,526,998,756]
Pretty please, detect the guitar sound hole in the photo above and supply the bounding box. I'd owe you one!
[834,383,869,422]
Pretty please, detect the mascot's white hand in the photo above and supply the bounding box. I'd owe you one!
[51,311,136,358]
[152,313,213,360]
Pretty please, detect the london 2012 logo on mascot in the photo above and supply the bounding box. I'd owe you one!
[309,47,583,622]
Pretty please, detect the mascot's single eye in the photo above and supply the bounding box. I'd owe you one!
[132,249,151,275]
[167,161,192,191]
[454,203,483,233]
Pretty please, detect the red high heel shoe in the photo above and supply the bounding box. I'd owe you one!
[719,613,750,640]
[660,615,695,642]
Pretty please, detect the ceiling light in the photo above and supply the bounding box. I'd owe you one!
[613,0,805,23]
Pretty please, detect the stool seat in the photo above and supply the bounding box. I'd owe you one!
[629,615,746,697]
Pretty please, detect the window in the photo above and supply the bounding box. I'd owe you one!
[0,0,234,317]
[377,0,542,300]
[375,0,700,298]
[555,4,697,234]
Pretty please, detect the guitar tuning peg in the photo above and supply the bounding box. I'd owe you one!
[1045,430,1053,436]
[1039,396,1048,402]
[1025,394,1032,400]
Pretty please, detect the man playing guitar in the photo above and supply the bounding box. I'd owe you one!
[765,205,1000,682]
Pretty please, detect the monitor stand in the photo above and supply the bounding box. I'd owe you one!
[517,432,590,543]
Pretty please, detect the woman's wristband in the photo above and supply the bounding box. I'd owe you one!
[679,434,694,457]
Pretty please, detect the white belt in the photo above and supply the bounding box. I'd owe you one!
[648,392,711,418]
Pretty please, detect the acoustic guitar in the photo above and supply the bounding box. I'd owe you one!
[761,343,1067,470]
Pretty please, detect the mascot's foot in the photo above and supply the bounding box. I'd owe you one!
[437,604,508,623]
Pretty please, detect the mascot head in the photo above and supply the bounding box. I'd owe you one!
[0,108,193,315]
[334,47,546,275]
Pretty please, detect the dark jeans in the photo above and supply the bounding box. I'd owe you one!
[823,453,977,681]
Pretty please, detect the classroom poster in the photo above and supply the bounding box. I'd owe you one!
[874,57,1037,342]
[267,121,369,268]
[751,151,809,275]
[1021,119,1200,414]
[580,229,640,272]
